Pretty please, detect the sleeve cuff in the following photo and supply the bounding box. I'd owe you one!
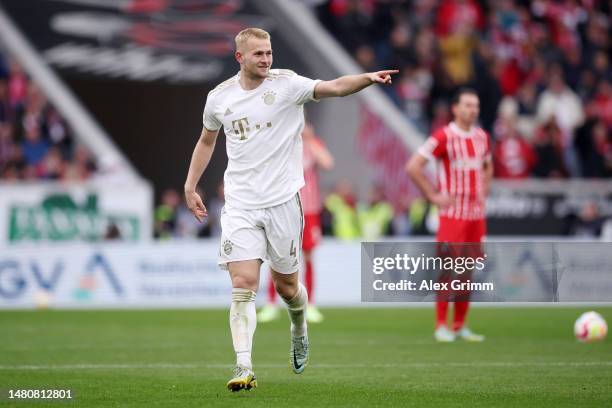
[417,147,434,161]
[310,79,322,103]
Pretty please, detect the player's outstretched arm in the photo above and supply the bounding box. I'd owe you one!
[406,154,454,209]
[184,127,219,222]
[313,70,398,99]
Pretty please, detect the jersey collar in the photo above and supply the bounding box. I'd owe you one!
[449,122,474,138]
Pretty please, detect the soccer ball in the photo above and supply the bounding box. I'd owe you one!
[574,311,607,342]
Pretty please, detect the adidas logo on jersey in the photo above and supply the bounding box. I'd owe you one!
[224,108,233,116]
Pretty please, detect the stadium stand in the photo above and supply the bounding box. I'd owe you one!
[316,0,611,178]
[0,49,98,181]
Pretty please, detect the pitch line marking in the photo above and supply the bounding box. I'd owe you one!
[1,362,611,370]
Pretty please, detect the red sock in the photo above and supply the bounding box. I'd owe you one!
[267,274,276,304]
[453,301,470,331]
[436,301,449,328]
[435,272,451,328]
[305,258,314,304]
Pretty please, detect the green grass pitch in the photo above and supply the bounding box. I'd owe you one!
[1,307,611,407]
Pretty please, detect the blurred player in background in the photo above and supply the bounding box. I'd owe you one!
[258,121,334,324]
[407,88,492,343]
[184,27,397,391]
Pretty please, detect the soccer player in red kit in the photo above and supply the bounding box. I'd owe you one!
[407,88,492,342]
[258,121,334,323]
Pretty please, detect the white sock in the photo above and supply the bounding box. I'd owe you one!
[284,283,308,337]
[229,288,257,370]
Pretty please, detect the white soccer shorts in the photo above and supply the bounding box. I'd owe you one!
[218,194,304,274]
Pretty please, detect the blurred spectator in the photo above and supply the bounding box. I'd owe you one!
[566,201,604,237]
[493,99,536,178]
[493,122,536,179]
[21,118,49,166]
[592,50,611,83]
[391,196,411,236]
[430,99,451,132]
[0,79,9,122]
[0,122,17,169]
[562,47,583,90]
[38,147,65,180]
[408,197,438,235]
[8,59,27,109]
[324,179,360,240]
[576,120,612,178]
[396,64,432,131]
[435,0,484,37]
[535,67,584,175]
[536,68,585,133]
[585,79,612,128]
[318,0,375,50]
[576,69,597,102]
[357,185,393,239]
[532,118,568,178]
[154,189,180,239]
[45,107,73,156]
[355,44,377,71]
[382,23,416,71]
[63,145,97,181]
[104,222,122,240]
[515,84,539,137]
[436,0,483,86]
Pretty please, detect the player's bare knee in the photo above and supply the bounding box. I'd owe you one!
[231,275,258,292]
[275,279,298,300]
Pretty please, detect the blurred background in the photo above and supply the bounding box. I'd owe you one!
[0,0,611,309]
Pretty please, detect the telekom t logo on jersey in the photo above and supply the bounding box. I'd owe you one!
[231,117,273,141]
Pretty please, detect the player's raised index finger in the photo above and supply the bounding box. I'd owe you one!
[380,69,399,75]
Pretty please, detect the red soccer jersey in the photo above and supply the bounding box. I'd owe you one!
[300,136,324,215]
[418,122,490,221]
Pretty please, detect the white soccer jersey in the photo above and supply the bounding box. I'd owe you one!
[203,69,321,210]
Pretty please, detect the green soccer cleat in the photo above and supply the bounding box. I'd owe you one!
[226,365,257,392]
[434,325,456,342]
[306,304,324,323]
[455,327,485,342]
[290,335,310,374]
[257,304,280,323]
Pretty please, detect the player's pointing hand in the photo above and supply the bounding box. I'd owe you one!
[368,70,399,85]
[185,190,208,222]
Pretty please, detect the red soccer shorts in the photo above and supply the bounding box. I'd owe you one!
[437,216,486,243]
[302,213,321,251]
[435,216,486,301]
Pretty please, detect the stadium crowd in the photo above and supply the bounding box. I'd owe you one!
[0,49,97,182]
[316,0,612,178]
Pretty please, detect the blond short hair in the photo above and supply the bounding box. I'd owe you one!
[235,28,270,52]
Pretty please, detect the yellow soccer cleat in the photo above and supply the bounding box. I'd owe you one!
[434,325,456,342]
[306,305,324,323]
[257,304,280,323]
[226,365,257,392]
[455,327,485,342]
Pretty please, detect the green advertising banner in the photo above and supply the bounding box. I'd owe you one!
[0,182,152,244]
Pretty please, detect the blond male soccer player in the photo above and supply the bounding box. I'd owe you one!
[407,88,492,343]
[184,27,397,391]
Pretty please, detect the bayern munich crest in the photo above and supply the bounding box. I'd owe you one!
[263,91,276,105]
[223,239,233,255]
